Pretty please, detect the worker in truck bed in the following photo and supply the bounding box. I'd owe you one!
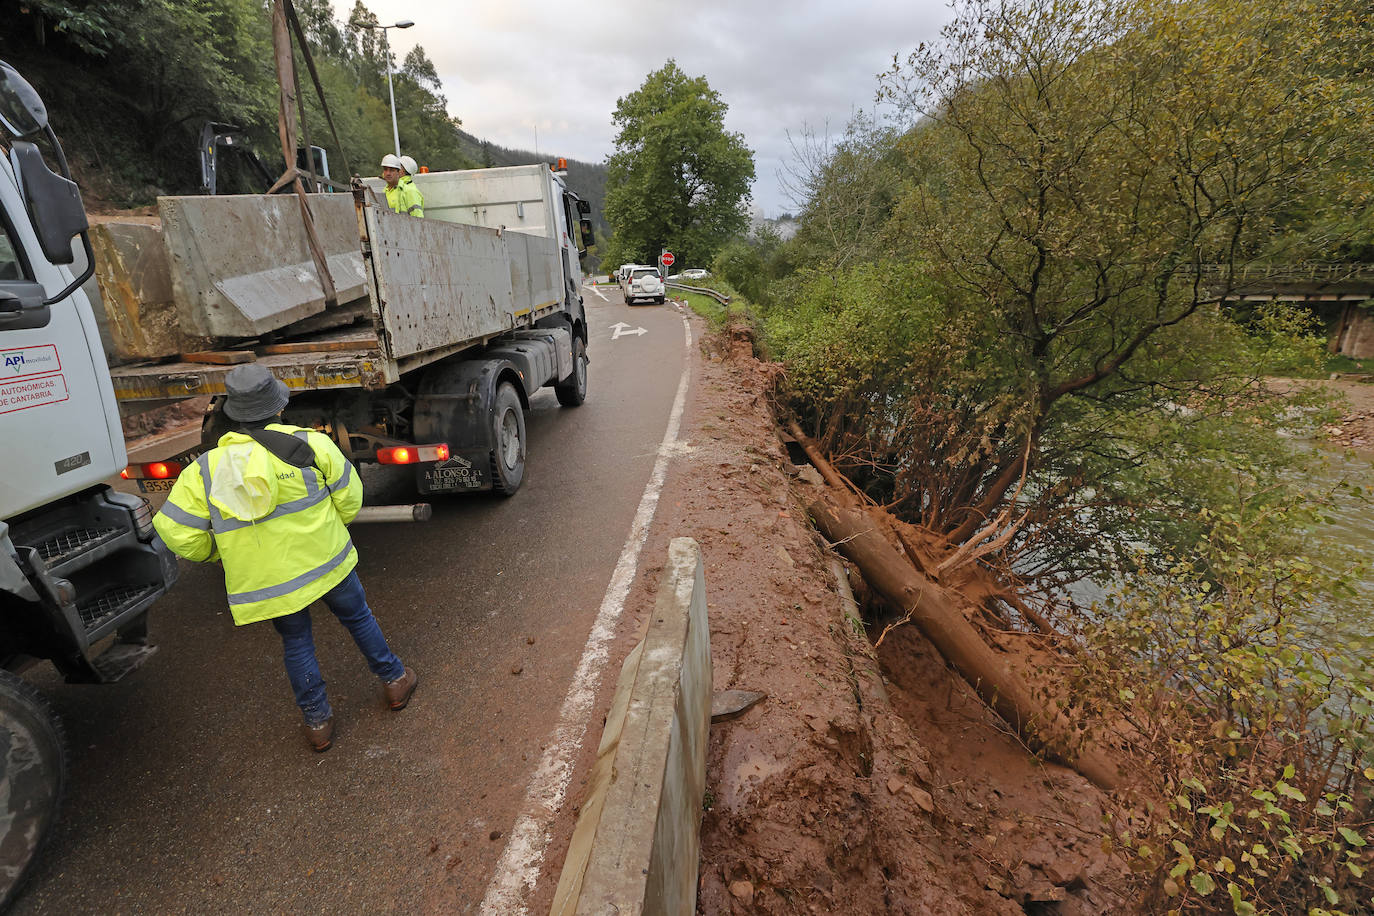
[152,364,418,752]
[400,154,425,213]
[380,153,424,218]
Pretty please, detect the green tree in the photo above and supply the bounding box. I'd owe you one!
[602,60,754,268]
[775,0,1370,578]
[713,224,791,307]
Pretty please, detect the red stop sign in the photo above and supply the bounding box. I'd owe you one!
[660,251,675,267]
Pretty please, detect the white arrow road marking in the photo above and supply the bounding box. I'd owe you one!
[480,311,694,915]
[609,321,647,339]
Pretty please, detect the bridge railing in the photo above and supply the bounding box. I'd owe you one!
[1185,263,1374,284]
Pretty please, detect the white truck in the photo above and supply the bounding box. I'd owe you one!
[98,163,595,496]
[0,62,180,904]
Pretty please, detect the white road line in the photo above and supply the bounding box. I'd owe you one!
[587,284,608,301]
[480,312,694,915]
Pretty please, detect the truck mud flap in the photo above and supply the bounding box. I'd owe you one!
[417,450,490,494]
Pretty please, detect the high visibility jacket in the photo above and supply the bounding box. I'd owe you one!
[385,179,424,218]
[152,424,363,626]
[401,174,424,208]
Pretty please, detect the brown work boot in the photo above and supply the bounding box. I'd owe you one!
[383,667,418,710]
[304,717,334,753]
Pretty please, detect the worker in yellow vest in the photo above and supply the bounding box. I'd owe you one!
[400,154,425,213]
[153,364,418,752]
[381,153,423,218]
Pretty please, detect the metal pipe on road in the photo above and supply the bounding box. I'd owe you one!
[352,503,432,523]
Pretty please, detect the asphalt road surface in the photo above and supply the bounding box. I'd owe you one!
[14,287,688,914]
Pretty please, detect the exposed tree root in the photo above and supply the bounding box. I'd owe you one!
[788,422,1123,791]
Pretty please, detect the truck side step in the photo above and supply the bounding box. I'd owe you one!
[32,524,125,576]
[75,583,160,632]
[87,641,159,683]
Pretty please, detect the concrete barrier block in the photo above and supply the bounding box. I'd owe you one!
[553,537,712,916]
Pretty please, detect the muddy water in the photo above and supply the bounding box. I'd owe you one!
[1066,442,1374,622]
[1309,446,1374,587]
[1299,445,1374,651]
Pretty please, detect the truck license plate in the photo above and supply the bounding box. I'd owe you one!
[135,478,177,493]
[419,454,488,493]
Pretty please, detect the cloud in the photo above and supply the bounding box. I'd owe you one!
[355,0,952,215]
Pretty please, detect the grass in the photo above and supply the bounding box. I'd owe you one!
[1325,353,1374,375]
[675,290,732,327]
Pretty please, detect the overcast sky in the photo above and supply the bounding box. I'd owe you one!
[352,0,953,217]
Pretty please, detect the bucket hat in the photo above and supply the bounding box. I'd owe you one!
[223,364,290,422]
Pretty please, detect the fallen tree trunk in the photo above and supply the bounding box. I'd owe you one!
[808,496,1123,790]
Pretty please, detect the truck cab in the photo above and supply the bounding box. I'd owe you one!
[0,59,178,906]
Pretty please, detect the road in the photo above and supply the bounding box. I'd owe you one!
[13,287,689,914]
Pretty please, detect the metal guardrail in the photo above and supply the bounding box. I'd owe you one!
[666,281,732,305]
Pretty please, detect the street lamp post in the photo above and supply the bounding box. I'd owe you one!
[350,18,414,157]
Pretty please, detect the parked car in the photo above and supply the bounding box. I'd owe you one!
[626,266,665,305]
[681,268,709,280]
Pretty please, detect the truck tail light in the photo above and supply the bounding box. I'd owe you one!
[377,443,450,465]
[121,461,183,480]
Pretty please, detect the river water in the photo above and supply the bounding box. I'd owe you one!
[1067,440,1373,628]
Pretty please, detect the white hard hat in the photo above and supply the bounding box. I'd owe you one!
[400,155,418,176]
[380,153,403,170]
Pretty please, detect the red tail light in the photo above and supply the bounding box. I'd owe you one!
[121,461,184,480]
[377,443,450,465]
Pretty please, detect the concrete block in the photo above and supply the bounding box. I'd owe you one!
[552,538,712,916]
[89,221,213,361]
[158,193,367,339]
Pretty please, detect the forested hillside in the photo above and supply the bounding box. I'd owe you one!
[0,0,607,228]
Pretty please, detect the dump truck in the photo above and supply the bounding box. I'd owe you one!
[0,61,180,905]
[98,161,595,496]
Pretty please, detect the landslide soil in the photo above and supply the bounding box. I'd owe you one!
[615,317,1128,914]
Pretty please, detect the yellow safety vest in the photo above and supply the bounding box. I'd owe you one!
[385,179,424,218]
[152,424,363,625]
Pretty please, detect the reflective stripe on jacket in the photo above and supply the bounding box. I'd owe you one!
[385,180,424,218]
[152,424,364,626]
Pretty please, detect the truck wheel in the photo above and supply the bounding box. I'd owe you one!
[490,381,526,496]
[0,671,66,908]
[554,337,588,407]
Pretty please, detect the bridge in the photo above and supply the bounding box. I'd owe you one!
[1192,263,1374,358]
[1194,262,1374,303]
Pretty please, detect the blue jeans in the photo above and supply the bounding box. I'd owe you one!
[271,571,405,726]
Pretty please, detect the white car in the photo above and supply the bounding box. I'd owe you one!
[681,268,709,280]
[625,266,665,305]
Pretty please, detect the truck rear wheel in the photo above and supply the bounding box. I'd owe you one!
[0,671,66,908]
[491,381,526,496]
[554,336,588,407]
